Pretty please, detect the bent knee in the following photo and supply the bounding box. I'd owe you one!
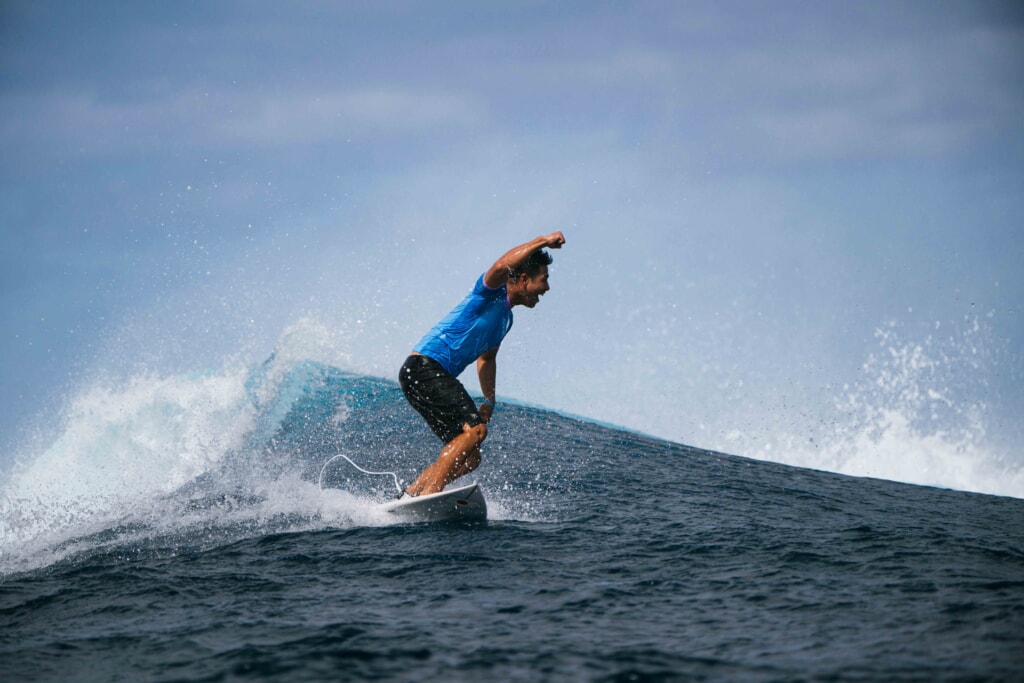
[465,421,488,443]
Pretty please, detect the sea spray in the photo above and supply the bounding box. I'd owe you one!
[5,312,1019,580]
[0,321,404,577]
[723,317,1023,498]
[0,367,256,574]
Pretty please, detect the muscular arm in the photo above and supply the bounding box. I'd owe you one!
[483,231,566,289]
[477,348,498,421]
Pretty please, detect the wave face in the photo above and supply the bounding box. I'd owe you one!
[1,318,1021,577]
[0,350,567,577]
[2,348,1024,681]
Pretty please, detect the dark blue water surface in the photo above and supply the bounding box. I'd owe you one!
[2,361,1023,681]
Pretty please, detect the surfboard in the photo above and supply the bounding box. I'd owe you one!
[381,482,487,522]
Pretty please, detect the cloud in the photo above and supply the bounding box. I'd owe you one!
[224,88,485,145]
[1,85,484,164]
[716,23,1024,165]
[748,104,985,164]
[528,48,678,85]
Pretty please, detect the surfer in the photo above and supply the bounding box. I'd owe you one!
[398,231,566,497]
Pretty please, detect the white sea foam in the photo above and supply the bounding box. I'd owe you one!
[0,367,257,574]
[718,320,1023,499]
[1,328,400,576]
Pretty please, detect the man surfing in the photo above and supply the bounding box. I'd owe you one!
[398,231,566,497]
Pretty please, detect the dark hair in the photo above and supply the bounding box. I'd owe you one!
[509,250,553,281]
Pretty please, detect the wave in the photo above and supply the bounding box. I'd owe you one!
[0,323,547,576]
[715,319,1023,499]
[2,317,1020,577]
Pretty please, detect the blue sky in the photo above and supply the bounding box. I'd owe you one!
[2,1,1023,493]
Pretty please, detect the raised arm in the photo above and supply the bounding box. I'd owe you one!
[483,231,565,289]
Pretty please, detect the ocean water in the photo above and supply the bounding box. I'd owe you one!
[2,356,1023,682]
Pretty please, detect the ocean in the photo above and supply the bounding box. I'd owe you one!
[2,356,1023,682]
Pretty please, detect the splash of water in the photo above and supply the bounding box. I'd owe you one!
[0,319,346,576]
[0,367,257,572]
[726,317,1023,498]
[0,318,534,577]
[4,312,1018,577]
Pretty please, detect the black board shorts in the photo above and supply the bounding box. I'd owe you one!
[399,354,485,444]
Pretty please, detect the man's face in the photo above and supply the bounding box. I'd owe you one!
[520,265,550,308]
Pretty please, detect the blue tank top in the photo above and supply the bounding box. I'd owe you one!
[414,274,514,377]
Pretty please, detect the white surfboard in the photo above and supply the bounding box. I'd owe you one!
[382,482,487,522]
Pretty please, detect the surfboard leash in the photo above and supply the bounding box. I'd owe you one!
[317,453,404,494]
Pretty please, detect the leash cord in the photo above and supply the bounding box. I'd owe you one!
[318,453,403,493]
